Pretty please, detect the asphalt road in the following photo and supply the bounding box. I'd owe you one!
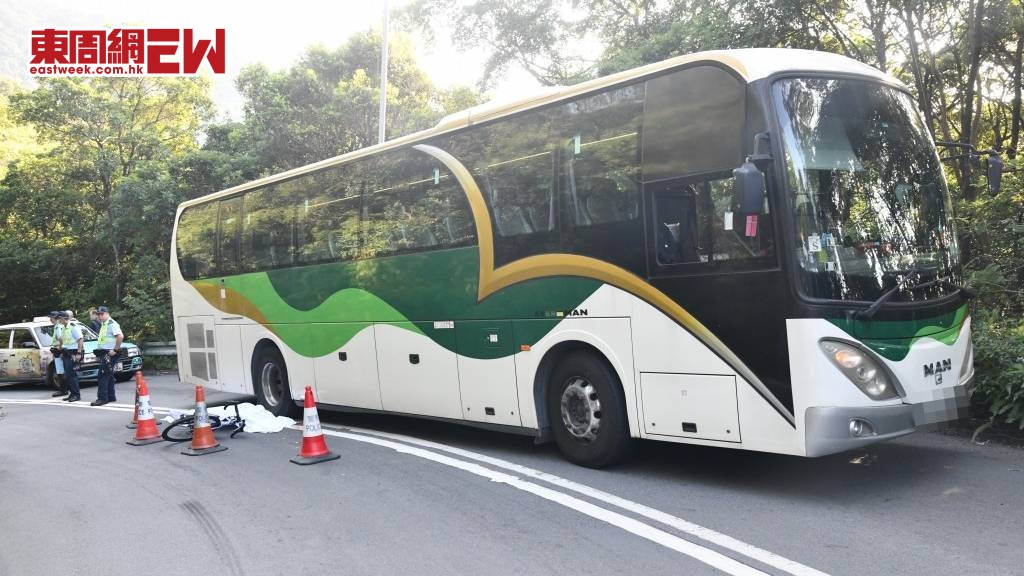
[0,374,1021,576]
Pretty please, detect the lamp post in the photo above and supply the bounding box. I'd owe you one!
[378,0,389,144]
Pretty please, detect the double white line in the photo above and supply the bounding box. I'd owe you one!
[2,397,829,576]
[315,424,830,576]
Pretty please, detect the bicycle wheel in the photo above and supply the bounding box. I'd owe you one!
[161,416,195,442]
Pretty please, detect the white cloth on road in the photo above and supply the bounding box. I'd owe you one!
[163,402,295,433]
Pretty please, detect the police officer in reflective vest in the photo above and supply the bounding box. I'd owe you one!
[92,305,123,406]
[47,311,67,397]
[56,311,83,403]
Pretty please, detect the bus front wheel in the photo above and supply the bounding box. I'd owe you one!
[546,351,631,468]
[252,346,300,418]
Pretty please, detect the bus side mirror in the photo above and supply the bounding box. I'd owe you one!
[988,153,1003,195]
[733,159,765,215]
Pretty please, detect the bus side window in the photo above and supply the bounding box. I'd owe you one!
[654,183,707,265]
[445,109,560,267]
[653,174,774,269]
[363,149,473,259]
[242,184,295,272]
[216,196,243,276]
[559,84,643,230]
[177,202,218,280]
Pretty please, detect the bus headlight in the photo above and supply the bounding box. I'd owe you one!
[819,340,898,400]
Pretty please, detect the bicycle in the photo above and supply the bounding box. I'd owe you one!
[161,401,247,442]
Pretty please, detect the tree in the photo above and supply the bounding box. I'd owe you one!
[236,30,479,172]
[12,77,213,303]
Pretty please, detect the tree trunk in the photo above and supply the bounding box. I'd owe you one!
[902,4,933,131]
[867,0,889,70]
[960,0,986,202]
[1009,32,1023,158]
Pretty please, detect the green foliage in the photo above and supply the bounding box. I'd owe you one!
[236,31,472,171]
[0,32,477,348]
[970,309,1024,428]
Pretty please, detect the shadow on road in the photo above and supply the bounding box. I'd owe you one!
[314,408,968,505]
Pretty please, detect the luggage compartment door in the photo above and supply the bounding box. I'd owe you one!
[456,320,521,426]
[376,322,462,419]
[640,373,740,442]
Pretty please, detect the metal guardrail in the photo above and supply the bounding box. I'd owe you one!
[141,341,177,357]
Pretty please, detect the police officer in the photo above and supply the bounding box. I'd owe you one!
[92,305,122,406]
[87,307,101,333]
[56,312,83,403]
[47,311,67,397]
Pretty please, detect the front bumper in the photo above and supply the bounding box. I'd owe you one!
[74,355,143,381]
[804,382,970,457]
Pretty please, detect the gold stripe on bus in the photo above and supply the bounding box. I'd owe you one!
[414,144,795,425]
[192,282,274,328]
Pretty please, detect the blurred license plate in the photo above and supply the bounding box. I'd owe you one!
[114,362,123,371]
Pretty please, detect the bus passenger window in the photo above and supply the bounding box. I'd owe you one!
[176,202,218,280]
[560,84,643,229]
[242,184,295,272]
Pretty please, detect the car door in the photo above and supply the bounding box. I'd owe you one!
[9,328,42,380]
[0,329,12,381]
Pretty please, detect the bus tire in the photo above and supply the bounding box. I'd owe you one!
[252,346,300,418]
[546,351,631,468]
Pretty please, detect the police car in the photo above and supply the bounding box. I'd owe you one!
[0,316,143,387]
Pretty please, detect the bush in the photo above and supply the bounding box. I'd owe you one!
[969,310,1024,429]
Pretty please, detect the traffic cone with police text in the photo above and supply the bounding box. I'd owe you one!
[127,373,161,429]
[126,375,162,445]
[290,386,339,465]
[181,385,227,456]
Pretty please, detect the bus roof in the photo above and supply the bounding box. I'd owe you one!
[178,48,899,211]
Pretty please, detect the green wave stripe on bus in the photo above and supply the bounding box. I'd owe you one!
[263,246,601,321]
[828,304,968,362]
[196,246,602,359]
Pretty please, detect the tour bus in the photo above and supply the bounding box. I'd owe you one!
[171,48,974,467]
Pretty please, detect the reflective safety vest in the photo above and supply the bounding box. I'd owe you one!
[52,323,65,347]
[60,323,80,349]
[97,319,120,348]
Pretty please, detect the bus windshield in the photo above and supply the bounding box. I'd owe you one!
[773,77,961,303]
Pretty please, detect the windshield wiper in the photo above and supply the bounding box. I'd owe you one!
[856,268,974,320]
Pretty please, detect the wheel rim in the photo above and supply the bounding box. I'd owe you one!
[560,376,601,443]
[260,362,284,407]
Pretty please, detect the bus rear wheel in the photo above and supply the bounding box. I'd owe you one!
[253,347,300,418]
[547,351,631,468]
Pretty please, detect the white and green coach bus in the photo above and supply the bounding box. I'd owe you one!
[171,48,974,467]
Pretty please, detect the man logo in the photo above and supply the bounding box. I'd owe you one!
[923,358,952,377]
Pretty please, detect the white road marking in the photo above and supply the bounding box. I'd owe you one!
[0,398,172,414]
[2,396,825,576]
[313,426,769,576]
[341,425,830,576]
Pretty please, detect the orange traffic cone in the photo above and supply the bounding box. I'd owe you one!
[126,375,162,445]
[127,373,161,429]
[126,383,139,429]
[290,386,339,465]
[181,385,227,456]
